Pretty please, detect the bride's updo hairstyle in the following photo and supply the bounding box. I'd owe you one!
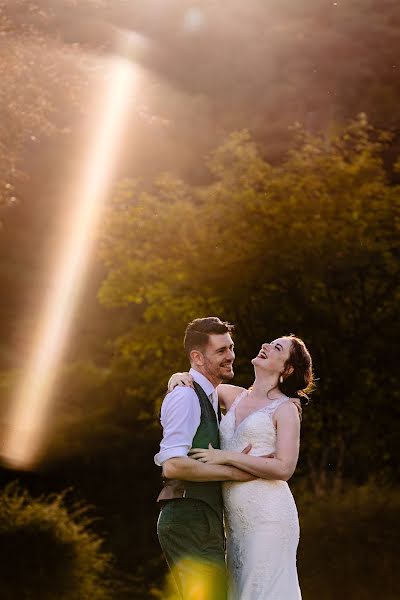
[279,335,315,404]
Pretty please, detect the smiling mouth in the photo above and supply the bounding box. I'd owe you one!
[257,351,268,360]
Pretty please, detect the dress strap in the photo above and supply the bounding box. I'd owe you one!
[228,390,248,413]
[264,396,290,417]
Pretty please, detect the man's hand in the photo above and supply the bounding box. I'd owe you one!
[167,372,194,392]
[289,397,302,419]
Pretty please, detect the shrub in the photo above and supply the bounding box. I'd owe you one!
[0,482,113,600]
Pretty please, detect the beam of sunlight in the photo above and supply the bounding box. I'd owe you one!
[1,48,137,469]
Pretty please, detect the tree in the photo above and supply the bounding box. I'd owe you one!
[0,0,98,207]
[98,116,400,490]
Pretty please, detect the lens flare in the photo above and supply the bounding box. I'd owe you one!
[161,557,226,600]
[1,51,136,469]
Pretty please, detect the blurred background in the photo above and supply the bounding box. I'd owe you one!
[0,1,399,598]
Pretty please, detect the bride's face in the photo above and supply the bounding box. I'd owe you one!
[251,337,292,375]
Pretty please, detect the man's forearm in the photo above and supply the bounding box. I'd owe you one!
[163,457,254,482]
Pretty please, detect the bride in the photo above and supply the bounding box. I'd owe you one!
[169,334,314,600]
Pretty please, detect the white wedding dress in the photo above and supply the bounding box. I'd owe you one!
[220,391,302,600]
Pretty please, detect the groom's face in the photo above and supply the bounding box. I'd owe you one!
[192,333,235,386]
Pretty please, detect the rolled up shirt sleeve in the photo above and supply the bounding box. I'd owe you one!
[154,386,201,466]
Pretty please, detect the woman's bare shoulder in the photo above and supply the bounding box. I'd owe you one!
[274,399,301,424]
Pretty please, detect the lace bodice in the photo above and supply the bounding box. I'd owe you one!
[220,390,289,456]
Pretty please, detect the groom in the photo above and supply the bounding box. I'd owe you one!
[155,317,252,600]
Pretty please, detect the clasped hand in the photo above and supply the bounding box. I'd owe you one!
[189,443,228,464]
[189,443,253,464]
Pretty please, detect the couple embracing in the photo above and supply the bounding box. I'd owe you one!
[155,317,314,600]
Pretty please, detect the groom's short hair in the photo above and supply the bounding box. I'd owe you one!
[184,317,234,356]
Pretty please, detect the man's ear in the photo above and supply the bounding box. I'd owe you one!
[190,349,204,366]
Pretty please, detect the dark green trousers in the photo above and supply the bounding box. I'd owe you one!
[157,499,227,600]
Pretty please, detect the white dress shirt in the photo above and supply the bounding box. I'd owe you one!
[154,368,219,466]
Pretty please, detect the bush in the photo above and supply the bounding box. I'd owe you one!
[0,482,113,600]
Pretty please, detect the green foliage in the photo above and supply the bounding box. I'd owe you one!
[2,0,400,367]
[99,116,400,489]
[0,482,113,600]
[297,483,400,599]
[0,0,96,207]
[0,4,398,596]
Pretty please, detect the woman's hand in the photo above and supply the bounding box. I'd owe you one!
[167,372,194,392]
[189,444,229,465]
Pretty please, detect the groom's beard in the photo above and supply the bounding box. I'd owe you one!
[219,361,234,381]
[204,360,234,383]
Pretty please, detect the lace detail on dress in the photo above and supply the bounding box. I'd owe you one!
[220,392,301,600]
[223,393,289,457]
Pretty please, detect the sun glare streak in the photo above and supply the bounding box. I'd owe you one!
[161,558,225,600]
[1,52,136,469]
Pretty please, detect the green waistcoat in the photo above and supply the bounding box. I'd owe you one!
[182,382,223,518]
